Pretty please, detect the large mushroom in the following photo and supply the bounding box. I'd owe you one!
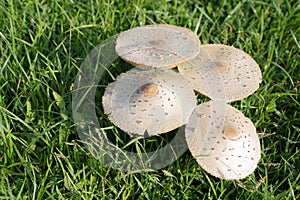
[185,101,261,180]
[102,68,197,136]
[115,24,200,69]
[178,44,262,102]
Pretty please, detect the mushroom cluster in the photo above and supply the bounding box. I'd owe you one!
[102,24,262,180]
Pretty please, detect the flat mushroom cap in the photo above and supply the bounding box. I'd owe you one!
[178,44,262,102]
[115,24,200,69]
[185,101,261,180]
[102,68,197,136]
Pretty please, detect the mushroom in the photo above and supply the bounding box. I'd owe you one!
[178,44,262,102]
[115,24,200,69]
[102,68,197,136]
[185,101,261,180]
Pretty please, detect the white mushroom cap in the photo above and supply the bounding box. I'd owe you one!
[185,101,261,180]
[115,24,200,69]
[102,68,197,136]
[178,44,262,102]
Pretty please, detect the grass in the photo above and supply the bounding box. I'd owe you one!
[0,0,299,199]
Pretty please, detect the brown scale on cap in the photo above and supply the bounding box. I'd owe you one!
[138,83,159,97]
[148,40,165,47]
[223,125,240,141]
[215,63,227,74]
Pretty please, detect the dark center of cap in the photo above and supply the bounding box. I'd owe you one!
[138,83,159,97]
[148,40,165,47]
[216,63,227,74]
[223,125,240,141]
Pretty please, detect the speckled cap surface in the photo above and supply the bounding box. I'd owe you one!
[185,101,261,180]
[102,68,197,136]
[178,44,262,102]
[115,24,200,68]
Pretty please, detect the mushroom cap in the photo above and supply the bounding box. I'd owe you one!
[185,101,261,180]
[102,68,197,136]
[115,24,200,69]
[178,44,262,102]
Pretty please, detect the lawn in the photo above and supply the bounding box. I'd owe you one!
[0,0,300,199]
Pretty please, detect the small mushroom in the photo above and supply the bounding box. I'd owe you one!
[178,44,262,102]
[115,24,200,69]
[102,68,197,136]
[185,101,261,180]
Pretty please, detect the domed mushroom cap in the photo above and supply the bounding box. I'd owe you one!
[102,68,197,136]
[115,24,200,69]
[185,101,261,180]
[178,44,262,102]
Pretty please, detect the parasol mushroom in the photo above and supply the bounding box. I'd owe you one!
[115,24,200,69]
[102,68,197,136]
[185,101,261,180]
[178,44,262,102]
